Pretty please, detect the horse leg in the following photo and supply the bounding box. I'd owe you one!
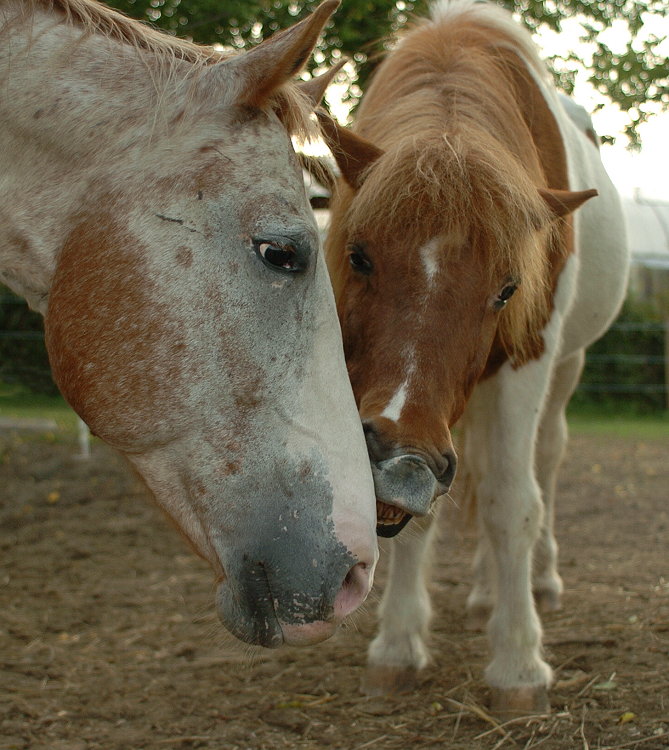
[362,511,438,696]
[466,519,495,630]
[466,361,554,717]
[533,349,585,612]
[461,422,496,630]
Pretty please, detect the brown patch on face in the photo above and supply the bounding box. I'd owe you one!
[224,461,241,476]
[175,245,193,268]
[45,211,190,451]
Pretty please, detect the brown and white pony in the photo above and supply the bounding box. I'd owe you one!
[0,0,379,649]
[320,0,629,715]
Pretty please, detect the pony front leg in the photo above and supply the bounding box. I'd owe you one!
[466,516,495,630]
[362,512,438,696]
[466,359,556,716]
[479,473,552,716]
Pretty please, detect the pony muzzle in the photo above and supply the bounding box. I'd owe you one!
[372,451,457,536]
[372,454,438,515]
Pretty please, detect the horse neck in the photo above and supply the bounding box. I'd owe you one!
[0,5,193,312]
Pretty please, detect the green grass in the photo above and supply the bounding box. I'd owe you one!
[0,383,79,434]
[2,383,668,442]
[567,406,669,440]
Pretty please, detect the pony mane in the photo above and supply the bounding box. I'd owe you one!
[333,0,565,363]
[3,0,317,139]
[429,0,554,93]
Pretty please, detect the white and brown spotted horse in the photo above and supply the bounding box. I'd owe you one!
[319,0,629,715]
[0,0,380,649]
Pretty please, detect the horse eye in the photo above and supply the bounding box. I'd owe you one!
[255,241,303,273]
[348,247,373,275]
[494,284,518,309]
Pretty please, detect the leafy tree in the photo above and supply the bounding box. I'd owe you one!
[0,288,57,395]
[107,0,668,145]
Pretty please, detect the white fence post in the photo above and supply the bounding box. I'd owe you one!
[77,417,91,459]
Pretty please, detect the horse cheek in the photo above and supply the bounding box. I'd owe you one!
[45,215,188,450]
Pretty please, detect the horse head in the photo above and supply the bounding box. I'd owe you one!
[1,0,378,647]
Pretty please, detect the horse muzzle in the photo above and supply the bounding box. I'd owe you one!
[215,542,373,648]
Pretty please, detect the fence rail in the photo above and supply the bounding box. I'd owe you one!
[1,294,667,404]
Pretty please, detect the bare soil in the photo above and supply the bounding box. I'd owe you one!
[1,426,668,750]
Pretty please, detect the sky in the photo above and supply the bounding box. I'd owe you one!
[596,114,669,202]
[534,14,669,202]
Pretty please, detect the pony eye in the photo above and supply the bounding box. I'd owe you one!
[255,241,303,273]
[494,283,518,309]
[348,246,373,275]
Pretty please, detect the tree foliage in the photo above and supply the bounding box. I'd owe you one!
[0,288,57,395]
[106,0,668,145]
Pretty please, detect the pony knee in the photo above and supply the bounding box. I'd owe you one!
[478,478,544,549]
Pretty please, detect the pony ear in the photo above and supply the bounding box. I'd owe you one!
[539,187,598,218]
[316,110,383,189]
[297,59,348,107]
[218,0,339,108]
[299,153,338,209]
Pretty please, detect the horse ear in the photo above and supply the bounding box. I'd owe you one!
[297,59,347,107]
[316,110,383,190]
[219,0,340,108]
[539,187,598,218]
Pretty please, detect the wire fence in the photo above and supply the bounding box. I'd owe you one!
[1,293,667,407]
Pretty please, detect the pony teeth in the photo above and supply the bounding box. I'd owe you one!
[376,500,407,524]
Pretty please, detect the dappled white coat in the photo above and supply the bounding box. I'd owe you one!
[0,0,378,648]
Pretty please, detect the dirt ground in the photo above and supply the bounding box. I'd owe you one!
[1,425,668,750]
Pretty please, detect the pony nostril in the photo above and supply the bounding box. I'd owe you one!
[438,449,457,489]
[362,419,381,444]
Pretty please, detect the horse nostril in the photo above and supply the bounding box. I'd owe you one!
[333,561,372,620]
[438,449,457,489]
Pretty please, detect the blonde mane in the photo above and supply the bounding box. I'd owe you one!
[2,0,316,138]
[330,0,568,363]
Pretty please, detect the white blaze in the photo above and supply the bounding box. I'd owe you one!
[381,381,408,422]
[381,347,417,423]
[420,237,441,285]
